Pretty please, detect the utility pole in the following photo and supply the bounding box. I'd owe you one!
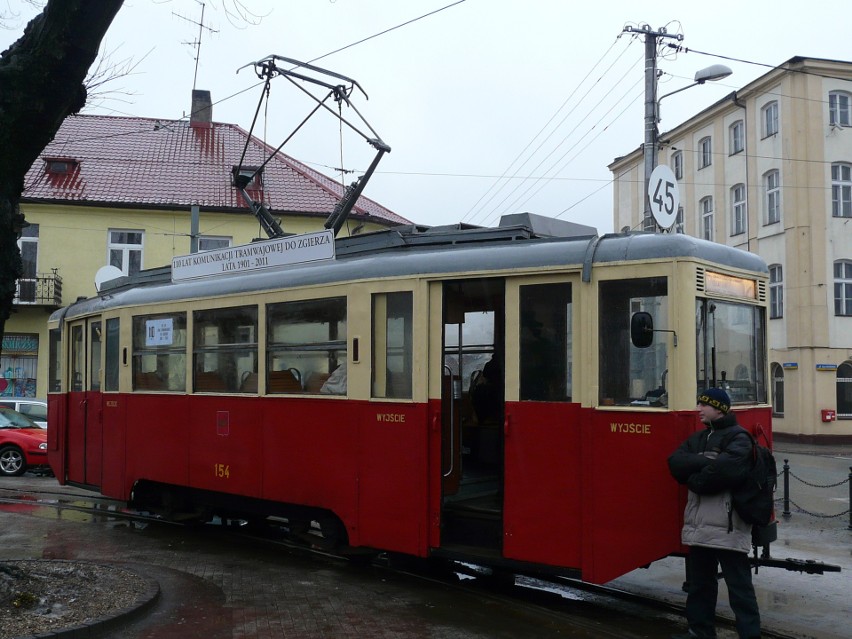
[622,25,683,231]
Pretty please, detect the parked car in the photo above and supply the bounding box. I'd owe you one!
[0,407,49,476]
[0,398,47,428]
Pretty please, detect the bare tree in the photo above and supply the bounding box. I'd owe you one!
[0,0,123,360]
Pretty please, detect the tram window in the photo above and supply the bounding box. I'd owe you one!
[104,319,120,392]
[48,329,61,393]
[519,283,572,401]
[599,278,668,407]
[696,300,766,404]
[70,325,84,392]
[193,306,258,393]
[90,322,102,391]
[131,313,187,392]
[267,297,347,395]
[372,292,413,399]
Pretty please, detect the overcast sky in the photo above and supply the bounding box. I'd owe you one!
[3,0,850,233]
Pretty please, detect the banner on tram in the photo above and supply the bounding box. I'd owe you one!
[172,230,335,282]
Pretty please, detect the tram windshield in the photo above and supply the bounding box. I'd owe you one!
[696,299,766,404]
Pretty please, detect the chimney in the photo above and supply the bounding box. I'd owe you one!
[190,90,212,128]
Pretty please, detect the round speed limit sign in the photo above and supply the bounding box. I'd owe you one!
[647,165,680,230]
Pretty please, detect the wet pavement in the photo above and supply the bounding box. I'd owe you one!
[0,441,849,639]
[611,442,852,639]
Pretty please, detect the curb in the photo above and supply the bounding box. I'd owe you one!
[12,561,160,639]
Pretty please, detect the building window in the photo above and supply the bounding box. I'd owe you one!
[834,260,852,316]
[837,361,852,419]
[769,264,783,319]
[675,205,684,233]
[44,158,78,175]
[108,229,144,276]
[771,363,784,417]
[829,91,852,127]
[671,151,683,180]
[698,137,712,169]
[15,224,38,303]
[762,101,779,137]
[232,166,263,189]
[729,120,744,154]
[731,184,746,236]
[831,163,852,218]
[700,196,714,241]
[198,236,232,252]
[765,170,781,225]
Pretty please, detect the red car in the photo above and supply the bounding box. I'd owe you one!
[0,406,49,476]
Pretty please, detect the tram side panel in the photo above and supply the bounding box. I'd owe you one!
[101,397,127,499]
[65,391,87,485]
[579,409,694,584]
[354,402,431,555]
[189,396,265,498]
[123,394,192,493]
[502,401,584,569]
[259,399,360,534]
[47,394,68,481]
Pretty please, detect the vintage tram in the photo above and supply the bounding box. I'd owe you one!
[47,216,772,584]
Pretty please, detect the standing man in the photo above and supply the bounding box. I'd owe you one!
[668,388,761,639]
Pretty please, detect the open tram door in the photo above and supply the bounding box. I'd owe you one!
[439,278,506,549]
[63,317,104,488]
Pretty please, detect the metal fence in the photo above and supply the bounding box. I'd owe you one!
[776,459,852,530]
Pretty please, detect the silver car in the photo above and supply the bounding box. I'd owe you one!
[0,398,47,428]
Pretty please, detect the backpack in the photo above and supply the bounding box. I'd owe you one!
[724,428,778,526]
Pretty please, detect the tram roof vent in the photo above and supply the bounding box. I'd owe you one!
[696,267,706,292]
[499,212,597,238]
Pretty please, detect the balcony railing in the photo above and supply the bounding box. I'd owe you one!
[13,272,63,308]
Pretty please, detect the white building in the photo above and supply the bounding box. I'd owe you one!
[609,57,852,442]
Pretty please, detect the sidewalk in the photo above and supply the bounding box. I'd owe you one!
[611,446,852,639]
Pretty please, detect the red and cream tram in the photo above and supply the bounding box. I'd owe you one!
[47,217,772,584]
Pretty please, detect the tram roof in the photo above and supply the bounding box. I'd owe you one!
[55,220,767,322]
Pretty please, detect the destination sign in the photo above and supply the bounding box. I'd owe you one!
[172,230,335,282]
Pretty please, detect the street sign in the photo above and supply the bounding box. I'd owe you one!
[648,165,680,230]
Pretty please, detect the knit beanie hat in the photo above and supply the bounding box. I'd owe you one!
[697,387,731,414]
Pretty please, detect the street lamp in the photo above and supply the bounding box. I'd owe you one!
[643,64,733,230]
[656,64,733,124]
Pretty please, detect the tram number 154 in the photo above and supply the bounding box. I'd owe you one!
[214,463,231,479]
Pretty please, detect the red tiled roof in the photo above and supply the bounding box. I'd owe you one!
[21,114,409,226]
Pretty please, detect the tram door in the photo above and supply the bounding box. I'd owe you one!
[440,278,505,549]
[65,318,103,487]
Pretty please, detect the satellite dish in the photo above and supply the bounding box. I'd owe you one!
[94,265,124,292]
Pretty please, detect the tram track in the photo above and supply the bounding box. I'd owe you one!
[0,486,811,639]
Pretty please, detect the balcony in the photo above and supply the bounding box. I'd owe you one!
[13,272,63,309]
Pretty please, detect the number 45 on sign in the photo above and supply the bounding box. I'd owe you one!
[648,165,680,231]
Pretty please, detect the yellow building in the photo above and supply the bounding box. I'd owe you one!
[609,57,852,442]
[4,91,408,400]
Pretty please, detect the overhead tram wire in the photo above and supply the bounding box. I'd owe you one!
[305,0,469,66]
[462,36,638,227]
[475,57,644,228]
[461,36,631,225]
[492,83,645,227]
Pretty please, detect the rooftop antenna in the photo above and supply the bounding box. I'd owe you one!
[174,1,219,92]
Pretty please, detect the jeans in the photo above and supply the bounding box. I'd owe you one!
[685,546,761,638]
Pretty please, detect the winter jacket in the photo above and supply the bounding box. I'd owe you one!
[668,413,753,553]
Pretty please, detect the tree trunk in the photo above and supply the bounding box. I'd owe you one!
[0,0,123,358]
